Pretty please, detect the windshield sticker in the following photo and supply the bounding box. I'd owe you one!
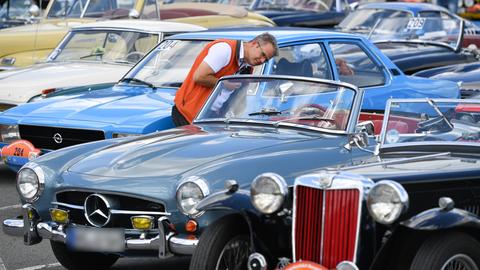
[406,18,426,30]
[156,40,178,51]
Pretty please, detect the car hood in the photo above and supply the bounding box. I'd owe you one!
[414,62,480,87]
[0,61,131,104]
[3,84,176,128]
[0,19,89,57]
[376,42,452,58]
[66,124,354,184]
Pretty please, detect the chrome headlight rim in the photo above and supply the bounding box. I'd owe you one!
[250,172,288,214]
[176,176,210,218]
[16,162,45,203]
[367,180,408,225]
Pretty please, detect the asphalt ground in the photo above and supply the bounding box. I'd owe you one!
[0,164,190,270]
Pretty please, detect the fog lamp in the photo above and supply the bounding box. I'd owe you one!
[50,208,69,224]
[131,215,154,230]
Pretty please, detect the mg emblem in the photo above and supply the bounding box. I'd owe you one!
[53,133,63,144]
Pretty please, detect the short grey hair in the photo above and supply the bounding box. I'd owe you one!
[252,32,279,57]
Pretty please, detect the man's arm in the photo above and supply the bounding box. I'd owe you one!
[193,62,218,89]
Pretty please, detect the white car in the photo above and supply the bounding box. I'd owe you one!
[0,20,205,110]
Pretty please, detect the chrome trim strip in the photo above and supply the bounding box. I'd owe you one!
[292,172,374,264]
[51,202,171,216]
[111,210,171,216]
[341,152,451,171]
[51,202,84,210]
[320,189,326,263]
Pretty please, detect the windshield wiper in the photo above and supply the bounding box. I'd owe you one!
[426,98,454,130]
[248,108,282,116]
[79,52,104,59]
[120,77,156,89]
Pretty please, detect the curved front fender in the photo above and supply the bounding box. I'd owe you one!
[196,189,258,214]
[401,208,480,230]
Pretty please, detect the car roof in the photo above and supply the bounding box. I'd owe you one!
[358,2,450,14]
[72,20,207,33]
[169,27,363,44]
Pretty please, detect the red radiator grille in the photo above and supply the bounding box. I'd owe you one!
[294,186,360,268]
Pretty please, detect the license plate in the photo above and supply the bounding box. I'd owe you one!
[66,226,125,252]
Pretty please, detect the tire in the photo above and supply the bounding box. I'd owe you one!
[410,232,480,270]
[50,241,119,270]
[190,215,250,270]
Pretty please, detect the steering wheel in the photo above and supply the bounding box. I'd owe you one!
[294,103,327,116]
[415,116,452,133]
[304,0,329,10]
[125,51,146,62]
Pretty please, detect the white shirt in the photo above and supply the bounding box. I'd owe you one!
[203,41,244,73]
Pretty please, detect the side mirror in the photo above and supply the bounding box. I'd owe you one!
[356,121,375,136]
[344,132,369,151]
[28,4,40,17]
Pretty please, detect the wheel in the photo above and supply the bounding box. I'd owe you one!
[410,232,480,270]
[50,241,119,270]
[190,215,250,270]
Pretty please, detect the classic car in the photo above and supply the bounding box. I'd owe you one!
[0,0,274,71]
[0,28,459,172]
[192,98,480,270]
[0,0,40,29]
[337,2,480,48]
[368,16,480,75]
[0,20,205,110]
[459,0,480,20]
[0,74,382,269]
[168,0,351,28]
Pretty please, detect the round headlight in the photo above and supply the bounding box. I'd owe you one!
[250,173,287,214]
[176,176,209,217]
[367,180,408,225]
[16,163,45,202]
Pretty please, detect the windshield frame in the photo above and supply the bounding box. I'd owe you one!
[379,98,480,151]
[194,74,364,135]
[370,17,465,52]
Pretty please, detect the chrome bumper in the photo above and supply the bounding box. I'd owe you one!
[3,217,198,257]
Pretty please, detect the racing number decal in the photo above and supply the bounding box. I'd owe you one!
[13,147,24,156]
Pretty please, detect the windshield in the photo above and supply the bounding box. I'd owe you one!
[49,30,158,64]
[196,76,356,132]
[47,0,137,18]
[380,99,480,147]
[369,17,462,50]
[338,8,411,31]
[0,0,33,19]
[122,39,209,88]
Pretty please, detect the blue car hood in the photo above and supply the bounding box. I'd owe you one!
[66,124,350,182]
[4,85,176,127]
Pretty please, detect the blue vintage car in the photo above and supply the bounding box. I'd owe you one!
[193,98,480,270]
[0,27,459,172]
[0,74,458,269]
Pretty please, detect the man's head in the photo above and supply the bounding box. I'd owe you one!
[244,32,279,66]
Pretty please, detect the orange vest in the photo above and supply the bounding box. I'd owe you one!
[174,39,241,123]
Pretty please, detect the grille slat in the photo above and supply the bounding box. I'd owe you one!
[295,186,360,268]
[19,125,105,150]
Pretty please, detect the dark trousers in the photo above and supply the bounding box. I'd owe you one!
[172,105,190,127]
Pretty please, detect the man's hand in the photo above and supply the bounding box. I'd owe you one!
[335,58,355,76]
[222,81,242,90]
